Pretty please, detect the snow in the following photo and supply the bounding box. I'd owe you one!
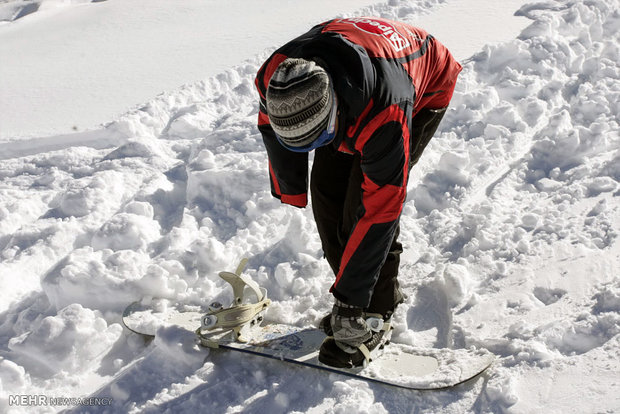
[0,0,529,142]
[0,0,383,141]
[0,0,619,413]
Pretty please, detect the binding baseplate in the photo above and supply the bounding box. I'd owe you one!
[197,258,271,348]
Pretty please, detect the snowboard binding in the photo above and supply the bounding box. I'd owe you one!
[197,258,271,348]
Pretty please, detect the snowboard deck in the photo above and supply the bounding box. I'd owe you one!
[122,301,495,390]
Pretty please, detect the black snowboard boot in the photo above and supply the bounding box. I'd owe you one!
[319,310,393,338]
[318,312,393,368]
[318,329,389,368]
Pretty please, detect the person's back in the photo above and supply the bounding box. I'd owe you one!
[257,17,461,125]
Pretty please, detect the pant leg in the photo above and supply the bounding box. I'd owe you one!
[340,153,404,317]
[311,106,445,317]
[365,107,447,315]
[310,145,354,275]
[366,226,404,317]
[409,107,447,169]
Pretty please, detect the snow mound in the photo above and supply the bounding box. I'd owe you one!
[8,304,121,377]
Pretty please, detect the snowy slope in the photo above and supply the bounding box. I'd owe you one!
[0,0,528,142]
[0,0,381,141]
[1,0,619,413]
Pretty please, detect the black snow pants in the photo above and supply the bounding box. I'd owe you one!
[310,107,446,317]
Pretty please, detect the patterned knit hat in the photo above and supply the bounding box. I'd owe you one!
[266,58,334,150]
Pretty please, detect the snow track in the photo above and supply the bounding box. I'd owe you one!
[0,0,619,413]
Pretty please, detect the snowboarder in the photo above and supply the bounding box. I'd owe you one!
[255,17,462,368]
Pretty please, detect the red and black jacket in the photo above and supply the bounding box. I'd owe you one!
[255,17,462,307]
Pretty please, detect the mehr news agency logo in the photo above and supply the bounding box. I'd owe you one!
[9,394,113,407]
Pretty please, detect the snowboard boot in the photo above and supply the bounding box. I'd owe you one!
[319,307,397,338]
[318,314,392,368]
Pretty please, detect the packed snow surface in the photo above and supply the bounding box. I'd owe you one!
[1,0,619,413]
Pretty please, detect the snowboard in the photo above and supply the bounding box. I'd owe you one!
[122,301,495,390]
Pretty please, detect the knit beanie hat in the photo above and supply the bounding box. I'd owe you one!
[266,58,334,149]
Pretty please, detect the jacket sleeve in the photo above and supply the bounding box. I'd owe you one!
[255,54,309,208]
[331,103,411,308]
